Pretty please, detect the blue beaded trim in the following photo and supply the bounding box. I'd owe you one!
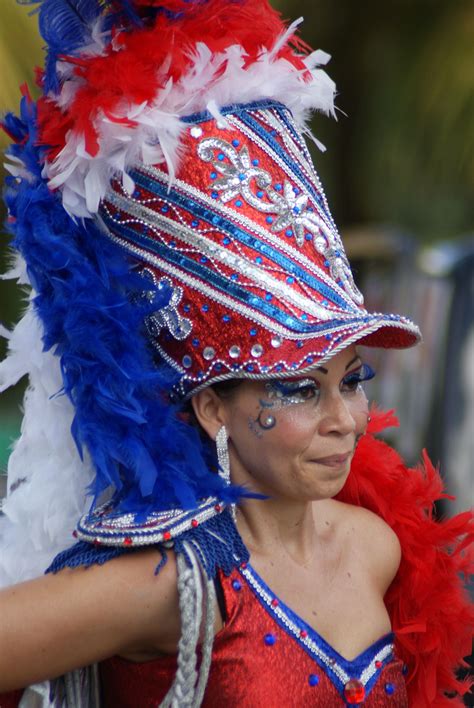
[128,168,350,310]
[180,98,288,125]
[241,563,394,700]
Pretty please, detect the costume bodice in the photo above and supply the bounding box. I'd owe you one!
[100,562,408,707]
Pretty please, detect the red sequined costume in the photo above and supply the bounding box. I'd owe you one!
[101,563,408,707]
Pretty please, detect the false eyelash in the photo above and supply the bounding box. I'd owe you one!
[268,378,317,397]
[343,363,376,386]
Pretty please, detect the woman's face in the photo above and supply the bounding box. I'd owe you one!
[220,345,372,503]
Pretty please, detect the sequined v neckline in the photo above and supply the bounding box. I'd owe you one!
[239,562,394,698]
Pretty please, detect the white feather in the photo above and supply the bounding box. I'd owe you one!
[0,279,94,587]
[42,27,336,219]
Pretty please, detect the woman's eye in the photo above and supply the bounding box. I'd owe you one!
[342,363,376,392]
[266,379,319,404]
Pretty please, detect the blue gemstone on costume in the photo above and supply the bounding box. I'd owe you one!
[325,334,331,340]
[250,328,257,336]
[385,683,395,695]
[191,220,199,227]
[200,257,207,263]
[287,276,294,283]
[322,300,329,306]
[217,153,225,161]
[308,674,319,687]
[235,200,243,207]
[301,314,308,320]
[293,206,300,215]
[133,189,141,198]
[231,274,238,281]
[202,304,209,312]
[274,183,282,191]
[324,260,330,267]
[215,363,222,371]
[169,240,176,247]
[276,364,283,372]
[247,364,254,371]
[192,338,200,347]
[210,172,217,179]
[305,233,312,241]
[238,174,246,181]
[223,237,231,245]
[212,191,219,199]
[255,256,263,264]
[285,229,293,237]
[232,139,239,147]
[252,159,259,166]
[293,186,300,195]
[264,633,276,646]
[306,356,314,363]
[161,205,169,213]
[265,293,272,301]
[222,314,231,322]
[232,579,242,591]
[297,341,303,348]
[183,304,190,312]
[257,190,264,198]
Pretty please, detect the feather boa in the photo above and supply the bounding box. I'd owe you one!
[338,408,474,706]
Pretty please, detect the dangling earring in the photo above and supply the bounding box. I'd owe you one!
[216,425,230,485]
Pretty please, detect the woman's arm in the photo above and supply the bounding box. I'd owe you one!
[0,548,180,692]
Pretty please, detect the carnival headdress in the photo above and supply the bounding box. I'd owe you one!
[0,0,420,579]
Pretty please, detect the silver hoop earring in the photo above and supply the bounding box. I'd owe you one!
[216,425,230,485]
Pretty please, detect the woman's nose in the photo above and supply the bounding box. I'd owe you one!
[318,392,356,436]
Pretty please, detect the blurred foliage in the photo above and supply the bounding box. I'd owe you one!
[277,0,474,240]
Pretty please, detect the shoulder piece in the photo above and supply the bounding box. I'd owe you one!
[76,497,226,547]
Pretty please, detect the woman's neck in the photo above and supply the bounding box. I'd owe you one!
[235,496,335,567]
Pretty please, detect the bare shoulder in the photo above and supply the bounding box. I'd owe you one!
[332,500,401,593]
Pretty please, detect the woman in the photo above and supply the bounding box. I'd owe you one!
[0,0,471,705]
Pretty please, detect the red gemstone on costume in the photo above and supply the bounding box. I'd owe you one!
[123,537,133,546]
[163,531,172,541]
[271,599,279,607]
[375,660,382,669]
[214,504,222,512]
[240,561,247,569]
[191,519,198,528]
[299,629,307,638]
[343,679,366,704]
[72,530,78,538]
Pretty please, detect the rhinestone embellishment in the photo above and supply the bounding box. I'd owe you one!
[203,346,216,361]
[229,345,241,358]
[251,344,263,358]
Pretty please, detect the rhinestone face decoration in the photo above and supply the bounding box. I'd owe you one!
[100,100,420,397]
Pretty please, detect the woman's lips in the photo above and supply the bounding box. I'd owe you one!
[311,452,352,467]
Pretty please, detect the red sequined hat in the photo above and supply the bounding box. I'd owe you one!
[99,102,420,397]
[35,0,420,398]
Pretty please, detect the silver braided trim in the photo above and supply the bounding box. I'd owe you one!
[159,543,216,708]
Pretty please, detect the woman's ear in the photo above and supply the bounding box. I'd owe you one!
[191,387,227,441]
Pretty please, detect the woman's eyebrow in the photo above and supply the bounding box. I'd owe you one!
[315,354,361,376]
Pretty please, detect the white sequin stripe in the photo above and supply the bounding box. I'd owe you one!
[240,565,350,685]
[360,643,394,685]
[138,164,360,313]
[107,191,337,321]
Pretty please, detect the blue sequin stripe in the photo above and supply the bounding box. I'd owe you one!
[235,109,334,226]
[240,564,395,699]
[130,168,349,310]
[101,208,353,336]
[180,98,288,125]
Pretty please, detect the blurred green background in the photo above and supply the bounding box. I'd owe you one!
[0,0,473,479]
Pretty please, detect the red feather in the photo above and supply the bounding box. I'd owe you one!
[36,0,310,160]
[337,407,474,706]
